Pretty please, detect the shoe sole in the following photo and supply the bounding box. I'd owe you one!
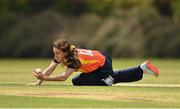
[146,61,159,77]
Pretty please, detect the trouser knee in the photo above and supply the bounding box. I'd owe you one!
[72,77,80,86]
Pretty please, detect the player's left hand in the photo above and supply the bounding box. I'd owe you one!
[32,71,45,80]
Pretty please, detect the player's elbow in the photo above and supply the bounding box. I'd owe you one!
[61,75,69,81]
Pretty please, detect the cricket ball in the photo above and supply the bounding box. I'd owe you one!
[35,68,42,73]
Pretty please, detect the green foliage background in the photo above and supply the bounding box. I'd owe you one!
[0,0,180,58]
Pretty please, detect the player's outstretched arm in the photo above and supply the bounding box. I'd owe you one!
[33,68,74,81]
[26,61,58,86]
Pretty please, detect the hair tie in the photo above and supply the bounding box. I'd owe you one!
[70,45,76,51]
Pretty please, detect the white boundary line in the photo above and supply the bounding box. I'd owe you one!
[0,107,180,109]
[1,82,180,88]
[0,108,180,109]
[114,83,180,88]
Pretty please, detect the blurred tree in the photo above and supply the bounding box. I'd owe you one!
[87,0,116,16]
[172,0,180,20]
[13,0,53,13]
[0,0,180,58]
[154,0,173,17]
[54,0,88,15]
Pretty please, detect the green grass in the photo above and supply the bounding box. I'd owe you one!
[1,94,179,108]
[0,58,180,108]
[1,83,180,108]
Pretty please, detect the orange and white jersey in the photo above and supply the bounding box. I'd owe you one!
[77,49,105,73]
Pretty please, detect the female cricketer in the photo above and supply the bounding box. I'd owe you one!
[29,39,159,86]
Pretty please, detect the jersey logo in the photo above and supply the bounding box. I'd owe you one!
[78,49,94,56]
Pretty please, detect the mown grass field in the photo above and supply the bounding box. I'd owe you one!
[0,58,180,108]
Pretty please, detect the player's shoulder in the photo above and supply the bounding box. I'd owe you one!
[77,48,99,52]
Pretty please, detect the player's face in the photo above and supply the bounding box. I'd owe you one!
[53,47,65,62]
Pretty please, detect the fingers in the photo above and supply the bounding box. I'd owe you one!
[32,71,44,80]
[32,71,39,78]
[25,82,40,86]
[25,83,34,86]
[32,71,41,79]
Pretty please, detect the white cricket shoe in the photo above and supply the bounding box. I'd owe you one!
[140,60,159,77]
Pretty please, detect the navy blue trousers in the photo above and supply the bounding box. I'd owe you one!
[72,52,143,86]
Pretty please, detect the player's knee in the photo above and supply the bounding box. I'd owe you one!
[72,77,80,86]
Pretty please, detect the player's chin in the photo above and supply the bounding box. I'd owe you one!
[56,59,62,63]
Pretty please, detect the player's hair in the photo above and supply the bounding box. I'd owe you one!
[53,39,81,70]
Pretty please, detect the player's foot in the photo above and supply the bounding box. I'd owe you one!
[140,60,159,77]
